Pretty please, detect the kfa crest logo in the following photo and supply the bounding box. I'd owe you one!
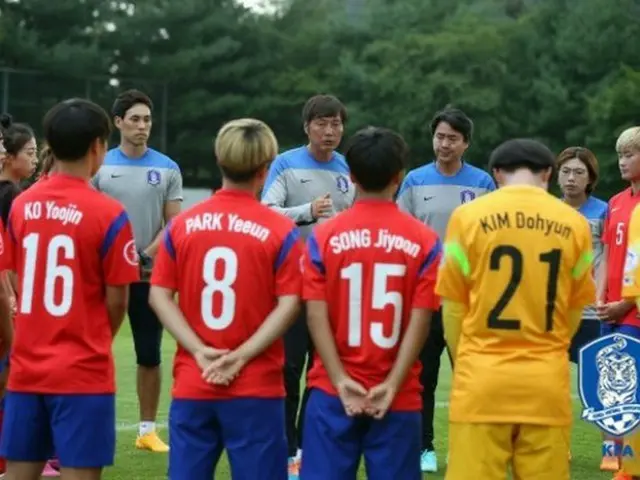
[147,169,161,186]
[579,334,640,437]
[336,175,350,194]
[460,190,476,204]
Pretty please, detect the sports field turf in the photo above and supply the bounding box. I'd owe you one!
[106,324,613,479]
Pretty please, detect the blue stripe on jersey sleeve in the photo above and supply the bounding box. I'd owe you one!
[163,223,176,261]
[104,148,180,171]
[262,147,349,197]
[418,238,442,277]
[275,227,301,271]
[306,232,325,275]
[100,211,129,258]
[403,162,494,188]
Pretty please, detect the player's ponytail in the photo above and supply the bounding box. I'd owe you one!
[39,144,55,177]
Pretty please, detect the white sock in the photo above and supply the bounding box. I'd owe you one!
[296,449,302,460]
[139,421,156,437]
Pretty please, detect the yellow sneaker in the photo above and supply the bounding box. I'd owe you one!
[135,431,169,452]
[602,456,621,472]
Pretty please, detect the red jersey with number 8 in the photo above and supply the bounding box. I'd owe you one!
[603,188,640,327]
[5,174,139,394]
[150,189,303,400]
[302,199,441,412]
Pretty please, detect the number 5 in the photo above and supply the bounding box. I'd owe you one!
[341,262,406,349]
[616,222,625,246]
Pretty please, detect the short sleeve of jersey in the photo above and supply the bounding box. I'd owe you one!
[412,236,442,310]
[274,227,303,297]
[570,218,597,309]
[435,211,469,304]
[150,226,178,290]
[101,210,140,286]
[623,205,640,299]
[302,232,326,301]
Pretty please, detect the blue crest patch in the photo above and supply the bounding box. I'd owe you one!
[147,169,161,186]
[460,190,476,204]
[336,175,349,194]
[579,334,640,437]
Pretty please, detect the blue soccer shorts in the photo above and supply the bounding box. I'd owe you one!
[0,391,115,468]
[600,323,640,339]
[169,397,287,480]
[300,388,421,480]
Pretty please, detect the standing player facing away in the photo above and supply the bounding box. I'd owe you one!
[300,127,441,480]
[92,89,183,453]
[0,98,140,480]
[436,139,596,480]
[149,118,302,480]
[261,94,355,479]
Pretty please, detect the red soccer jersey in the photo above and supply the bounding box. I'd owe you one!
[151,189,303,400]
[303,199,441,411]
[603,188,640,327]
[5,174,139,394]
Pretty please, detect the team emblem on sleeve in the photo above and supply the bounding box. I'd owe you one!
[624,248,640,287]
[147,169,161,186]
[123,240,139,266]
[578,334,640,437]
[336,175,349,194]
[460,190,476,204]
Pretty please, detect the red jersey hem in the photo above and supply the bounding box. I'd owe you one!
[308,380,421,411]
[7,385,116,395]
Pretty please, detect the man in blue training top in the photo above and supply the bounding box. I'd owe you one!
[261,94,355,480]
[92,89,183,454]
[396,107,496,473]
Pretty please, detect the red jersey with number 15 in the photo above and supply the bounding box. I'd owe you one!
[151,189,303,400]
[5,174,140,394]
[303,199,441,412]
[603,188,640,327]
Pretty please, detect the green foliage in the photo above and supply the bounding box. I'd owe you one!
[0,0,639,195]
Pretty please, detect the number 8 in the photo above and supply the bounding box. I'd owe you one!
[201,246,237,330]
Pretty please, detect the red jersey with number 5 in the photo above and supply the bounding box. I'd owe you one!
[150,189,303,400]
[302,199,441,412]
[5,174,139,394]
[603,188,640,327]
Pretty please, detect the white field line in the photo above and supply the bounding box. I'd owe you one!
[114,394,581,431]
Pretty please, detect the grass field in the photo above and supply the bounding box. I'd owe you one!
[106,324,614,479]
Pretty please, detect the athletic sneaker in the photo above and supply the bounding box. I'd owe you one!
[602,456,621,472]
[41,461,60,477]
[288,456,300,480]
[421,450,438,473]
[135,432,169,452]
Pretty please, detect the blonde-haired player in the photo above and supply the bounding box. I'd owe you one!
[149,118,303,480]
[614,126,640,480]
[436,138,596,480]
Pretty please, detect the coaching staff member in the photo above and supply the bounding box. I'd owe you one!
[261,94,355,479]
[93,89,183,453]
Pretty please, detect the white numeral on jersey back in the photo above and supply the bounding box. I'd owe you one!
[201,246,237,330]
[21,233,75,316]
[341,262,406,349]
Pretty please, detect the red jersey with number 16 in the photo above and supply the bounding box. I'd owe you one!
[603,188,640,327]
[151,189,303,400]
[5,174,140,394]
[303,199,442,412]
